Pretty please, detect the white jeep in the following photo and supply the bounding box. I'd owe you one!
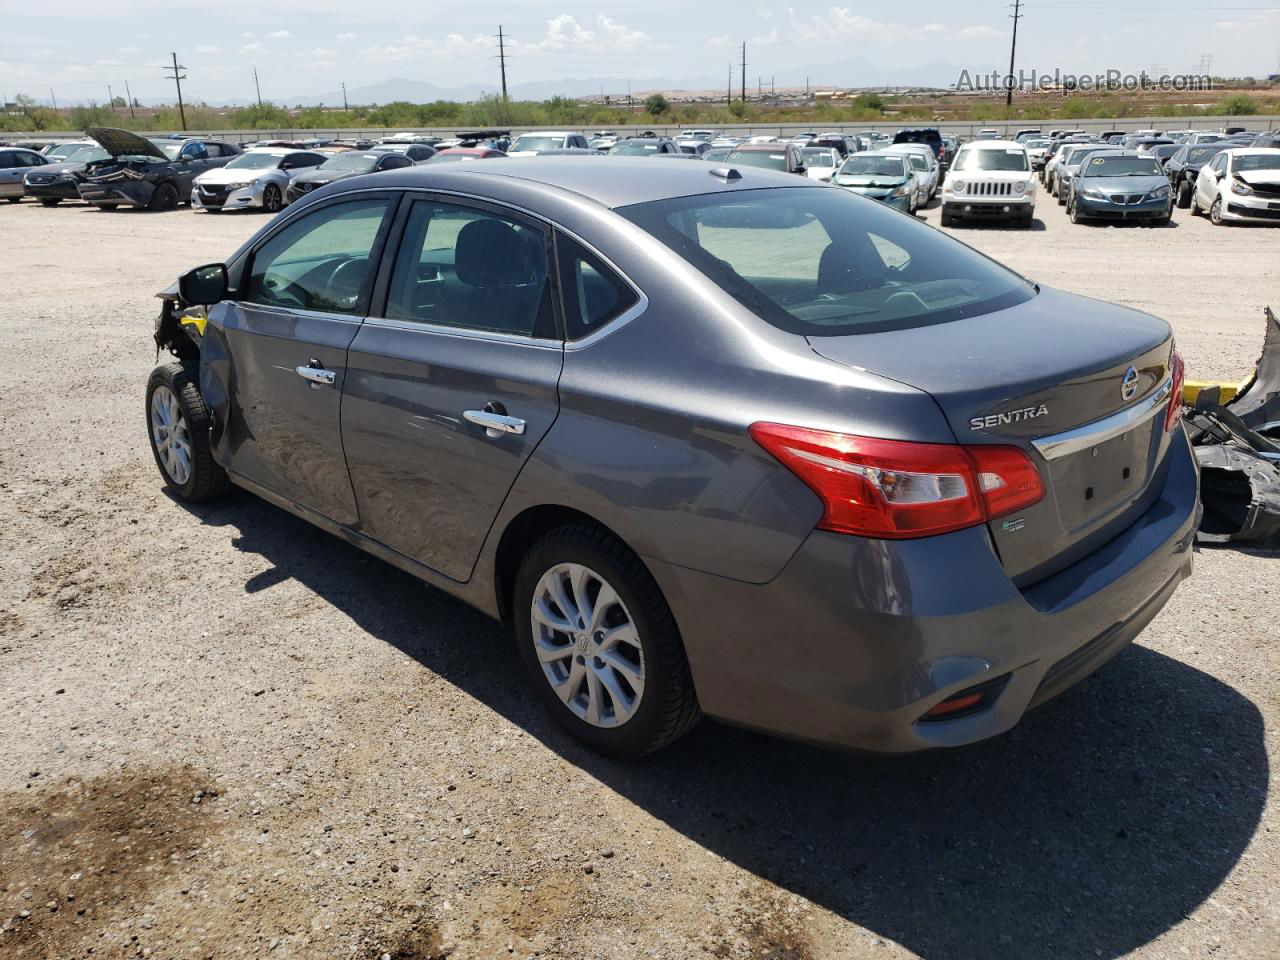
[940,140,1037,228]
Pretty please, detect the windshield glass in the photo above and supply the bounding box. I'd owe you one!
[611,141,664,155]
[838,156,906,177]
[952,148,1029,172]
[46,143,84,158]
[726,150,787,171]
[801,149,836,166]
[65,146,109,163]
[1236,153,1280,172]
[319,152,379,172]
[618,187,1033,337]
[1024,139,1049,149]
[1083,155,1163,177]
[152,141,183,160]
[226,152,283,170]
[426,153,478,163]
[510,135,563,152]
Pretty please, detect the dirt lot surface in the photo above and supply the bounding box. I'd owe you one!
[1,194,1277,960]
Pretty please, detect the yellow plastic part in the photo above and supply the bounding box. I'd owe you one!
[178,310,207,336]
[1182,378,1250,406]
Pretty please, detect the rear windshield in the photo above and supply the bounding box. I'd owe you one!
[227,152,284,170]
[611,141,664,155]
[952,148,1029,172]
[1186,146,1225,163]
[1083,155,1163,177]
[801,148,836,166]
[838,156,906,177]
[65,146,110,163]
[726,149,787,171]
[618,187,1033,336]
[510,136,564,152]
[319,152,379,172]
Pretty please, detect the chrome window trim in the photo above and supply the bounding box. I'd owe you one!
[361,314,563,351]
[1032,377,1173,461]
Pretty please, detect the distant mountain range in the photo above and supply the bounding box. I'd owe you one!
[278,57,1000,107]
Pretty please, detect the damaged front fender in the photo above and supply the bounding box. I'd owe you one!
[153,282,207,364]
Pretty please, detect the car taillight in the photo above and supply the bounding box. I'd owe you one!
[1165,348,1185,432]
[749,423,1045,539]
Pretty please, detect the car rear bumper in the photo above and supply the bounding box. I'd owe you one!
[77,180,153,207]
[646,427,1199,753]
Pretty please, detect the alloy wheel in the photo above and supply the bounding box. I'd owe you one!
[529,562,645,728]
[150,385,192,485]
[1210,198,1223,225]
[264,185,282,212]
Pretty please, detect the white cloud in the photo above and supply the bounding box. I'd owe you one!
[749,28,778,45]
[337,32,356,41]
[596,15,646,46]
[241,32,254,39]
[524,13,648,51]
[195,44,221,54]
[268,29,291,38]
[308,47,335,58]
[135,33,151,40]
[956,25,1001,39]
[240,41,267,55]
[707,35,732,48]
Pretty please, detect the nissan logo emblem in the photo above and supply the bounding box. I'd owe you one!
[1121,366,1140,402]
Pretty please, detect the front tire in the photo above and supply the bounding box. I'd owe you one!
[5,196,20,204]
[262,183,283,213]
[513,524,699,757]
[146,363,229,502]
[39,198,60,207]
[148,181,179,212]
[1175,179,1192,209]
[1209,197,1225,225]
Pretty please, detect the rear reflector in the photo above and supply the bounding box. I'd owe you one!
[749,423,1044,539]
[1165,348,1185,432]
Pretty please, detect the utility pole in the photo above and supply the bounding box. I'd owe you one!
[342,82,349,112]
[165,52,188,131]
[728,64,733,106]
[108,84,116,113]
[50,88,58,111]
[1005,0,1023,109]
[253,66,263,107]
[741,42,747,103]
[124,80,135,117]
[496,25,509,100]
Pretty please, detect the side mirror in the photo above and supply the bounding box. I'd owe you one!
[179,263,228,306]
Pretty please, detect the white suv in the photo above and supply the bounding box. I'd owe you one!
[506,131,591,156]
[940,140,1037,228]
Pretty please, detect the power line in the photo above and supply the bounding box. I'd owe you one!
[164,52,187,131]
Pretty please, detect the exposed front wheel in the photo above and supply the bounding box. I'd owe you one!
[148,181,179,212]
[146,363,229,502]
[514,524,699,757]
[262,184,283,213]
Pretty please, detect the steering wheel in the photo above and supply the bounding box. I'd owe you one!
[325,258,368,310]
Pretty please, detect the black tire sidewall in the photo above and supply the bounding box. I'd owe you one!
[513,529,690,757]
[145,363,227,502]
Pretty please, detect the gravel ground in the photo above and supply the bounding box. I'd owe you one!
[0,193,1277,960]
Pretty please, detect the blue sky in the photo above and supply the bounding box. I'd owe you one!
[3,2,1279,104]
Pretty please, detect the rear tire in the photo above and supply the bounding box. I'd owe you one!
[39,198,60,207]
[940,212,954,227]
[5,196,20,204]
[94,202,120,210]
[146,363,229,502]
[1175,179,1192,209]
[513,524,699,757]
[148,181,179,212]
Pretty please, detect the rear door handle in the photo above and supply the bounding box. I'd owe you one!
[296,365,336,385]
[464,409,526,437]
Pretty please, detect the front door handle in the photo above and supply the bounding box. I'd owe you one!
[464,408,526,438]
[295,364,336,386]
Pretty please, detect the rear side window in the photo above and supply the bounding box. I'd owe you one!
[556,235,639,340]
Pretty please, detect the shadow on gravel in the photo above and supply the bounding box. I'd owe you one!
[183,493,1269,960]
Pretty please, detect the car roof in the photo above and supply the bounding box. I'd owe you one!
[516,131,577,137]
[959,139,1024,150]
[243,147,297,156]
[1225,147,1280,156]
[343,156,811,209]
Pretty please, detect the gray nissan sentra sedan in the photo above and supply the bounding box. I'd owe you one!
[146,158,1197,757]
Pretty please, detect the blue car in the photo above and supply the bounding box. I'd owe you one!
[831,152,919,212]
[1068,152,1173,225]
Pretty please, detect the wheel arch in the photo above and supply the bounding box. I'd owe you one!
[492,504,634,623]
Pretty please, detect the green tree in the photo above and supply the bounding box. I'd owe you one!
[643,93,669,117]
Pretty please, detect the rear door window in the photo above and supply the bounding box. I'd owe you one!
[556,235,640,340]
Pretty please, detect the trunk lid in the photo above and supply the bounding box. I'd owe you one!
[85,127,168,160]
[808,286,1176,584]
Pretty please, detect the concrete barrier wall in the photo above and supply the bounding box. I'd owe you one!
[8,115,1278,144]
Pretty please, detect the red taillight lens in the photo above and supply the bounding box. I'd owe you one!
[749,423,1045,539]
[1165,348,1185,432]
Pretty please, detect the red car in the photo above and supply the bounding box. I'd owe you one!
[426,148,508,163]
